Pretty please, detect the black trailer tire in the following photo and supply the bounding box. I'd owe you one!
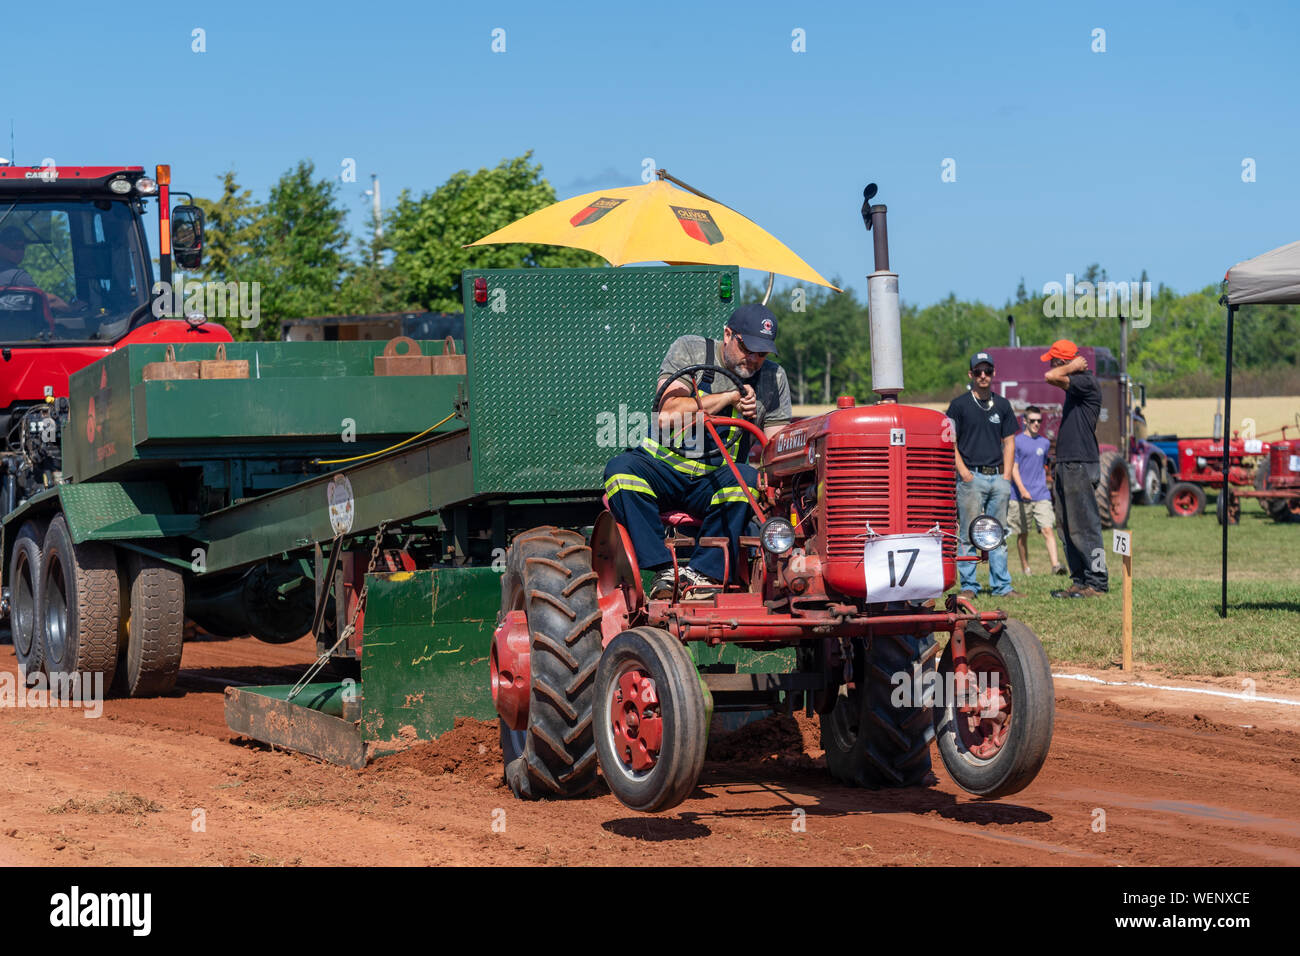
[1166,482,1206,517]
[498,527,603,801]
[822,633,937,789]
[594,626,708,813]
[933,619,1054,798]
[39,515,120,688]
[119,553,184,697]
[1097,450,1130,529]
[8,520,47,681]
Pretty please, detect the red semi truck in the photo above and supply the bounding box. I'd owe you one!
[986,344,1165,529]
[0,162,230,592]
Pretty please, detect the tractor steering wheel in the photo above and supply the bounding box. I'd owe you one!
[653,363,768,523]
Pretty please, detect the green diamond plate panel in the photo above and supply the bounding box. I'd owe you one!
[463,266,739,496]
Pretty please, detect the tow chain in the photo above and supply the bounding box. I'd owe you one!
[287,520,390,703]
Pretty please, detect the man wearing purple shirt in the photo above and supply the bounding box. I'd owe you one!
[1008,406,1064,576]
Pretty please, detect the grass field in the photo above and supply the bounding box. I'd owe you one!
[989,499,1300,678]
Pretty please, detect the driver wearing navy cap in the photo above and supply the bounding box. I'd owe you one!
[603,303,792,597]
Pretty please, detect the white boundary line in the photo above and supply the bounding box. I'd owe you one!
[1052,672,1300,708]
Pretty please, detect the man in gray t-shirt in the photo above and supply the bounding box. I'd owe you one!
[603,303,792,597]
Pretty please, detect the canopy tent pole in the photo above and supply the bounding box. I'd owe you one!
[1220,301,1236,619]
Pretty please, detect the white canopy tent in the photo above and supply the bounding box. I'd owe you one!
[1217,239,1300,616]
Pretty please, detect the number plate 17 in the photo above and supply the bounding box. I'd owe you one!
[863,534,944,602]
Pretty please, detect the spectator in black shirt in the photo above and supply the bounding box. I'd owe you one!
[1043,339,1108,597]
[945,351,1021,599]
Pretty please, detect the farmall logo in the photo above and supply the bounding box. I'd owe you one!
[775,429,809,454]
[569,197,625,227]
[670,205,724,245]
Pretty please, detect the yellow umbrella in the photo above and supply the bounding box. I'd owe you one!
[467,176,840,291]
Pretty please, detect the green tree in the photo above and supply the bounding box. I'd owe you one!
[246,160,351,339]
[386,152,602,311]
[193,170,264,289]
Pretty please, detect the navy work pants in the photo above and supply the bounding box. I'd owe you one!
[603,448,758,583]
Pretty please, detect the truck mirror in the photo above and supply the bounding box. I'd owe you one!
[1138,384,1146,408]
[172,204,205,271]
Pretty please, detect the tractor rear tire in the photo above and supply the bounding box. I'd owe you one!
[499,527,603,800]
[594,626,708,813]
[39,515,120,688]
[1216,491,1240,526]
[822,633,937,789]
[933,619,1054,798]
[8,520,47,682]
[1097,450,1130,530]
[118,553,184,697]
[1166,482,1206,517]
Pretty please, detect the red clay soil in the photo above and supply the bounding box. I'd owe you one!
[2,632,1300,866]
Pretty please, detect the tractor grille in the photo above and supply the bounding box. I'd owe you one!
[824,445,957,562]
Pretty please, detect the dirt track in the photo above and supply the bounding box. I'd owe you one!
[2,632,1299,867]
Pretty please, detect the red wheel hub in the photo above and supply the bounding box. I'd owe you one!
[956,650,1011,760]
[1173,490,1198,515]
[491,610,531,730]
[610,668,663,772]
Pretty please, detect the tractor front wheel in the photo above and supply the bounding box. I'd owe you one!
[594,627,707,813]
[933,619,1054,798]
[497,527,603,800]
[1166,482,1206,517]
[822,633,937,789]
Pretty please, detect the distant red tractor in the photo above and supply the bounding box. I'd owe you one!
[1165,421,1299,524]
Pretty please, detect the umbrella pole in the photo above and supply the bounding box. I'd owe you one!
[761,272,775,306]
[1220,303,1236,619]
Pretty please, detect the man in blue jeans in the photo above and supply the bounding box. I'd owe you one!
[945,351,1022,600]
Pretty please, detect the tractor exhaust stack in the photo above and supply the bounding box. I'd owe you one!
[862,184,903,401]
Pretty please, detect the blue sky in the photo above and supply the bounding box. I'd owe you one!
[5,0,1296,308]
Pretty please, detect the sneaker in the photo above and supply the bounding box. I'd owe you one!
[678,566,722,593]
[648,568,678,599]
[1052,564,1068,576]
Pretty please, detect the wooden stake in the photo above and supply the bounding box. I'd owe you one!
[1121,548,1133,673]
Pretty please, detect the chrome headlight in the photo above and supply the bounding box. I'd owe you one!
[968,515,1005,551]
[760,517,796,555]
[109,177,132,194]
[135,177,158,195]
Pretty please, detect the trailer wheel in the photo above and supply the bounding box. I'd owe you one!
[933,619,1054,798]
[822,633,937,789]
[594,626,708,813]
[39,515,120,687]
[498,527,603,800]
[8,520,47,681]
[1097,450,1130,529]
[118,553,184,697]
[1166,482,1206,517]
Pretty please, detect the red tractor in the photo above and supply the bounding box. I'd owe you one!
[1224,426,1300,523]
[0,163,228,524]
[1163,435,1268,520]
[490,187,1055,812]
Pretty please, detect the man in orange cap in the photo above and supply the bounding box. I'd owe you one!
[1043,340,1108,598]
